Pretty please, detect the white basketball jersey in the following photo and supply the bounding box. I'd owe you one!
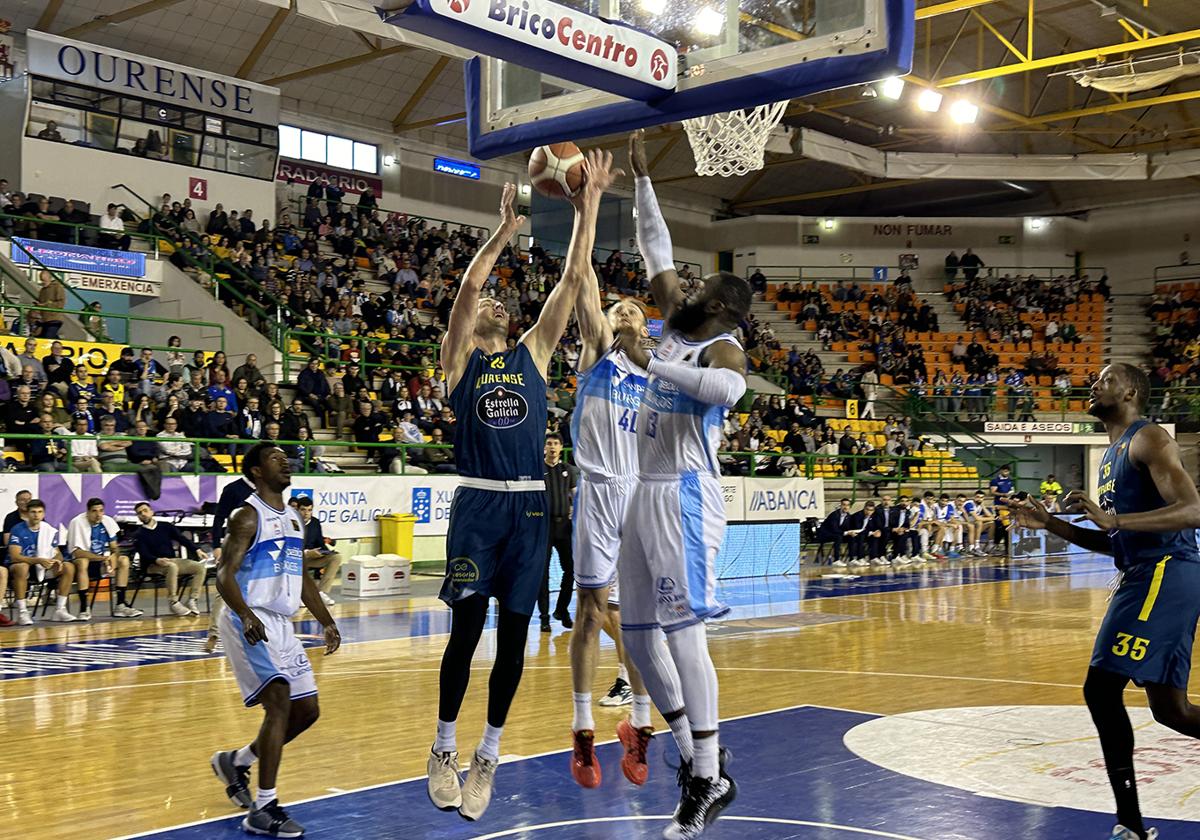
[637,330,741,477]
[570,347,648,480]
[234,493,306,616]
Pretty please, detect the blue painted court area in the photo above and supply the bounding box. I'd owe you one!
[129,705,1197,840]
[0,558,1116,681]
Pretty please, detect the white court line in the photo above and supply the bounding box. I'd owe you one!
[109,702,832,840]
[468,815,928,840]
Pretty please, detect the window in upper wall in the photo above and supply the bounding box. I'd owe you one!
[279,124,379,176]
[24,77,278,181]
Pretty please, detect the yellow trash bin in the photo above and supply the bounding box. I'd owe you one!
[377,513,417,558]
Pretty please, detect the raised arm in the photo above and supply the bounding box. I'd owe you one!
[615,333,747,408]
[629,130,683,319]
[442,183,525,392]
[574,264,612,374]
[522,149,623,376]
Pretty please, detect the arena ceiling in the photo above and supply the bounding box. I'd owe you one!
[5,0,1199,218]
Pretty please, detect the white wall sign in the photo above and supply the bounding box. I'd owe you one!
[741,476,825,521]
[27,30,280,124]
[65,272,160,298]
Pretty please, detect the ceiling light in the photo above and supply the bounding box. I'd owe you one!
[949,99,978,124]
[639,0,666,14]
[694,7,725,36]
[822,217,836,231]
[917,89,943,112]
[1028,217,1044,230]
[383,154,396,166]
[879,76,905,100]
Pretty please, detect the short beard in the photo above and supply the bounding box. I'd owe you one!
[668,300,709,334]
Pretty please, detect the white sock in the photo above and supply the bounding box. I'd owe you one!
[617,662,629,683]
[255,787,277,809]
[572,692,594,732]
[234,744,257,767]
[56,595,67,609]
[632,694,652,729]
[434,719,456,754]
[16,599,26,611]
[667,714,694,762]
[693,733,719,782]
[478,723,503,762]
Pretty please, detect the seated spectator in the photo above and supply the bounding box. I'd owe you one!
[66,498,143,619]
[131,502,211,616]
[424,427,456,473]
[64,412,101,472]
[98,204,132,251]
[207,369,238,412]
[4,384,40,450]
[353,399,393,472]
[232,354,266,391]
[156,416,195,470]
[96,392,131,432]
[295,496,342,604]
[280,399,311,441]
[29,413,68,471]
[36,120,65,142]
[96,416,137,472]
[109,347,139,382]
[126,419,159,465]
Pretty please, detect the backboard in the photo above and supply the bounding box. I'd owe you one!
[453,0,914,158]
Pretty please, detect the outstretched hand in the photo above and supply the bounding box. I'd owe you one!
[1063,489,1118,530]
[628,129,649,178]
[570,149,624,208]
[1008,495,1052,531]
[498,182,526,233]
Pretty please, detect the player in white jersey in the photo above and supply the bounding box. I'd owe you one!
[210,443,340,839]
[608,130,752,840]
[566,250,655,789]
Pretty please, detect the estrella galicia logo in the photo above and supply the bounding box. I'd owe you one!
[650,49,670,82]
[476,386,528,429]
[412,487,432,523]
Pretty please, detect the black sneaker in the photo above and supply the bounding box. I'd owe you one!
[242,799,304,838]
[210,750,252,809]
[597,677,632,707]
[540,617,552,633]
[554,609,574,629]
[671,749,732,820]
[665,773,737,839]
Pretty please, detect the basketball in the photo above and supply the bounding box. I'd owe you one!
[528,143,586,199]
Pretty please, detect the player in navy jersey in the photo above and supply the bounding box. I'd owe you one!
[1014,364,1200,840]
[427,155,623,821]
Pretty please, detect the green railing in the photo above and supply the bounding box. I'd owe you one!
[282,328,440,380]
[290,196,491,241]
[1153,264,1200,284]
[165,238,284,344]
[0,431,452,476]
[751,264,1107,284]
[2,238,108,341]
[0,211,165,257]
[0,302,225,353]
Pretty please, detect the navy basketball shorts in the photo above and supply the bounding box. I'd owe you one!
[1091,555,1200,689]
[439,486,549,616]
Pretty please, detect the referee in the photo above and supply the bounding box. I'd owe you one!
[539,433,577,632]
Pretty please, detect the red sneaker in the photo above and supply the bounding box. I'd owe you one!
[570,729,601,788]
[617,718,653,786]
[0,612,13,627]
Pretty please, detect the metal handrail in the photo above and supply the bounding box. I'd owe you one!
[0,211,164,257]
[0,431,450,476]
[282,329,440,380]
[0,302,225,353]
[291,196,491,240]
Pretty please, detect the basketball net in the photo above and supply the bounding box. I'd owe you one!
[683,100,789,178]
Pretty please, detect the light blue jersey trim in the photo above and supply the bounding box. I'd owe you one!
[679,473,708,617]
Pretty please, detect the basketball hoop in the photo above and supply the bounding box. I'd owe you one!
[682,100,789,178]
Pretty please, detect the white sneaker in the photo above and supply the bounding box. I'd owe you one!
[77,609,92,621]
[113,603,144,618]
[895,556,912,565]
[16,609,33,626]
[831,559,848,568]
[877,557,892,566]
[427,749,462,811]
[51,607,78,622]
[458,751,498,821]
[850,559,869,567]
[1109,826,1158,840]
[320,591,335,606]
[186,597,200,616]
[169,600,191,617]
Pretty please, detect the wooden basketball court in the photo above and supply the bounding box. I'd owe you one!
[5,557,1199,839]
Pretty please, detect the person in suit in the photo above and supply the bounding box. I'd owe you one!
[816,498,852,565]
[841,500,877,568]
[869,495,902,566]
[892,496,921,563]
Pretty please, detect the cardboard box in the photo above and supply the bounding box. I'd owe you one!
[342,556,389,598]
